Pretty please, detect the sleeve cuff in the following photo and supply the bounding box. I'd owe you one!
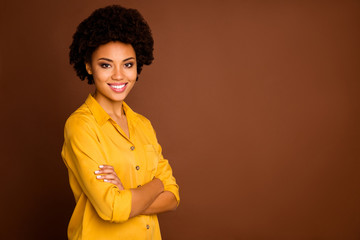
[112,189,132,223]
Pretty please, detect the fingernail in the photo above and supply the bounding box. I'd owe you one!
[94,170,100,174]
[96,175,102,179]
[104,179,109,182]
[99,165,104,168]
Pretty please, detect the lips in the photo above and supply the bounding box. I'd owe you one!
[108,83,127,93]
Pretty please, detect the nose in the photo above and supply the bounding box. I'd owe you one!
[112,66,124,80]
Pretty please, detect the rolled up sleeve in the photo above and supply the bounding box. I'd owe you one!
[141,117,180,206]
[62,116,132,223]
[153,143,180,206]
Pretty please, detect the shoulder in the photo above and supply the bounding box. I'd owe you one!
[128,109,158,139]
[124,102,154,130]
[135,112,152,127]
[64,104,97,138]
[130,110,155,132]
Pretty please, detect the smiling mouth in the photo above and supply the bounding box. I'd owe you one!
[109,83,126,89]
[107,83,128,92]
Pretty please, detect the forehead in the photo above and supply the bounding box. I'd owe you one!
[92,41,136,60]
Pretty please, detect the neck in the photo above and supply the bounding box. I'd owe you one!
[93,91,125,118]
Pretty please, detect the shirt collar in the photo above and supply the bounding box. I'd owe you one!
[85,94,138,126]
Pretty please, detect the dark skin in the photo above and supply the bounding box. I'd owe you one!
[89,42,177,218]
[95,165,177,217]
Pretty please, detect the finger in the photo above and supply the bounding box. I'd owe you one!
[103,179,118,184]
[97,174,123,186]
[99,165,114,170]
[103,179,124,189]
[94,168,116,175]
[95,165,116,175]
[98,176,123,187]
[96,173,118,180]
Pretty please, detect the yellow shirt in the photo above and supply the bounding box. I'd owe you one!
[61,94,180,240]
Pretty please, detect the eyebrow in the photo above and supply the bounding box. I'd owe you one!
[97,57,135,62]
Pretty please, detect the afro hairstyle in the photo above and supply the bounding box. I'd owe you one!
[69,5,154,84]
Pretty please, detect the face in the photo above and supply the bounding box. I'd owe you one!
[86,41,137,105]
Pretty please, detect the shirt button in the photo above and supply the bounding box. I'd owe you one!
[130,146,135,151]
[137,185,141,188]
[136,166,140,170]
[146,224,150,229]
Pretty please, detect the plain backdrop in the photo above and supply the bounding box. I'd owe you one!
[0,0,359,239]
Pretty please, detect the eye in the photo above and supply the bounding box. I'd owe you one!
[124,62,134,68]
[100,63,111,68]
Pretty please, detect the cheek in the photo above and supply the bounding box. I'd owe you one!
[93,70,110,82]
[128,69,138,80]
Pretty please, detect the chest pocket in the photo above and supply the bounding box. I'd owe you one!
[144,144,159,177]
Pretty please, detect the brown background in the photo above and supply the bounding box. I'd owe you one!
[0,0,359,239]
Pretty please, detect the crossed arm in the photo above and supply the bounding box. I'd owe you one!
[63,117,179,222]
[95,165,178,218]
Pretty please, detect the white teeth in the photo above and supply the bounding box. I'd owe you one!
[110,84,125,89]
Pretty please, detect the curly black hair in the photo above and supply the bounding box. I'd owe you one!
[69,5,154,84]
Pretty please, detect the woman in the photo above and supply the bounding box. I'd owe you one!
[61,5,180,240]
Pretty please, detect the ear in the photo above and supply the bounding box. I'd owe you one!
[85,63,92,75]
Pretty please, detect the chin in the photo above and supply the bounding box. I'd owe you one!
[109,96,127,102]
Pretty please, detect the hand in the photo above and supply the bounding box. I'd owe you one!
[94,165,124,190]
